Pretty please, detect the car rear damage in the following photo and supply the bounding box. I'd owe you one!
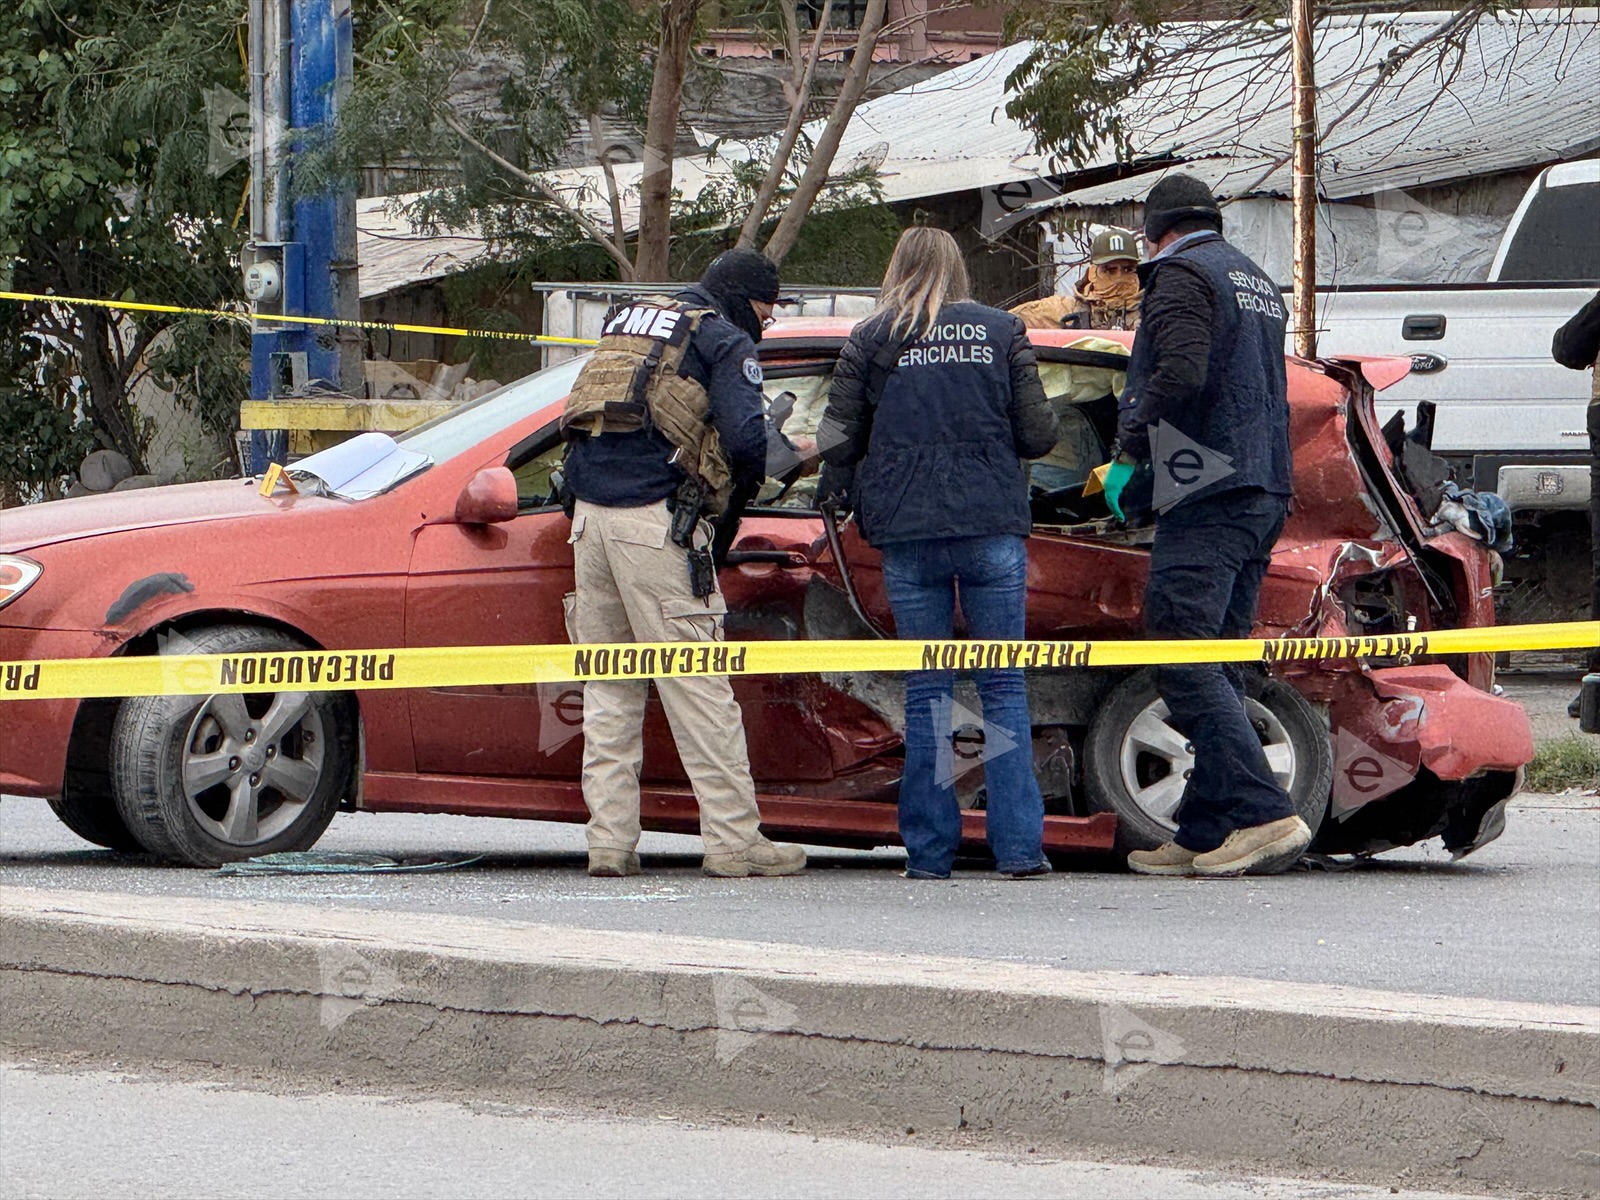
[789,329,1535,860]
[1260,357,1532,857]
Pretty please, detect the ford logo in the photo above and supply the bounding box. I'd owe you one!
[1409,353,1447,374]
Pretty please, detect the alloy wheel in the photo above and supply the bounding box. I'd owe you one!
[1117,696,1297,830]
[179,691,326,846]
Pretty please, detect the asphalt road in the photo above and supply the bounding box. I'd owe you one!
[0,1059,1476,1200]
[3,795,1596,1006]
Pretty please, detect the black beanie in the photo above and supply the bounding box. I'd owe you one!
[699,248,781,342]
[1143,174,1222,242]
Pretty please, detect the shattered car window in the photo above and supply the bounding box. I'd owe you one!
[754,368,834,510]
[1029,356,1126,495]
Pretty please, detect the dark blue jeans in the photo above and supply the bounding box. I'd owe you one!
[1145,488,1296,853]
[880,535,1047,876]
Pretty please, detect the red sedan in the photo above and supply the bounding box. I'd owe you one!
[0,322,1534,865]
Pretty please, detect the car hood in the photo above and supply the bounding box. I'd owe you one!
[0,479,345,554]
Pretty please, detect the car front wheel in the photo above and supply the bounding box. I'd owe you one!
[1084,667,1331,854]
[110,624,355,866]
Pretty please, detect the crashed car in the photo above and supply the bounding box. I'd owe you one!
[0,322,1534,866]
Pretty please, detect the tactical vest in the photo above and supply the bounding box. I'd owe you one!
[561,300,734,513]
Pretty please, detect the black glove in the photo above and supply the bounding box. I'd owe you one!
[817,461,855,517]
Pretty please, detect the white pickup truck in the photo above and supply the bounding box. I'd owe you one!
[1311,160,1599,620]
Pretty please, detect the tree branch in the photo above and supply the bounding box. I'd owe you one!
[589,110,629,257]
[443,111,636,278]
[737,0,832,248]
[761,0,888,264]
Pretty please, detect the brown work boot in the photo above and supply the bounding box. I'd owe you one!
[1191,816,1312,877]
[1127,841,1198,876]
[588,848,641,877]
[703,837,806,878]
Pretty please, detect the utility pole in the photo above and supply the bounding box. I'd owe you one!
[1290,0,1317,359]
[243,0,360,472]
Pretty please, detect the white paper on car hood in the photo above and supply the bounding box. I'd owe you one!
[286,431,433,500]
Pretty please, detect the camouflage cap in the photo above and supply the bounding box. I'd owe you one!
[1090,228,1140,265]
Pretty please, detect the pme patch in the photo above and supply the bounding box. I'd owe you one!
[602,304,690,345]
[742,358,763,385]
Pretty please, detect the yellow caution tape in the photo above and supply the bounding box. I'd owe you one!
[2,622,1595,702]
[0,290,599,349]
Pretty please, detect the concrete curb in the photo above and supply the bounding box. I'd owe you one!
[2,886,1596,1194]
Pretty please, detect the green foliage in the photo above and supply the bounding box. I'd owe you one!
[295,0,674,288]
[777,203,901,287]
[663,131,892,282]
[1001,0,1212,167]
[0,0,253,479]
[321,0,887,286]
[0,319,95,500]
[1527,734,1600,793]
[1002,1,1517,169]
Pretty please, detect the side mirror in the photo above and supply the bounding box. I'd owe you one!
[454,466,518,525]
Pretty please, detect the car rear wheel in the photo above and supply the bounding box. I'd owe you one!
[1084,668,1331,854]
[110,624,355,866]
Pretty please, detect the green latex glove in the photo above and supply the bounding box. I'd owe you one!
[1102,458,1135,521]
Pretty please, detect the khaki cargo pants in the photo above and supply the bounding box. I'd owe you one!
[565,498,763,855]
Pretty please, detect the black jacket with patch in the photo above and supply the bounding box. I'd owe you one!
[1118,231,1293,511]
[818,301,1057,546]
[564,285,770,509]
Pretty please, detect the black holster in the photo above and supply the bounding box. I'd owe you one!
[668,477,716,600]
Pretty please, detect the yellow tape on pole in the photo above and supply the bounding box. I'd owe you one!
[0,290,600,349]
[2,622,1595,702]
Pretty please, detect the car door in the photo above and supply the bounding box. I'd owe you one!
[403,426,583,778]
[402,360,896,787]
[725,359,902,783]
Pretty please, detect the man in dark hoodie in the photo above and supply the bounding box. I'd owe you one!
[559,249,806,879]
[1109,173,1310,879]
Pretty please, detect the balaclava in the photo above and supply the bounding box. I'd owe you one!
[698,249,781,342]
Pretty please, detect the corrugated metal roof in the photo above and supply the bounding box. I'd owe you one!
[356,10,1599,294]
[1031,9,1600,209]
[829,41,1053,202]
[357,195,489,300]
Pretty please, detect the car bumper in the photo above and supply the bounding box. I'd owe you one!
[1322,664,1534,858]
[0,626,105,798]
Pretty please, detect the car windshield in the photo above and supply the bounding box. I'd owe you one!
[395,355,588,464]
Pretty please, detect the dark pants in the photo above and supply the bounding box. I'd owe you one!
[880,535,1048,877]
[1589,403,1600,671]
[1144,488,1295,853]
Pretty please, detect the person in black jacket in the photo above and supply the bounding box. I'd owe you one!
[1552,289,1600,714]
[817,227,1059,879]
[1109,173,1310,879]
[562,250,806,879]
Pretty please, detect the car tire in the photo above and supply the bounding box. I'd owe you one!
[48,786,145,853]
[110,624,356,866]
[1084,667,1331,855]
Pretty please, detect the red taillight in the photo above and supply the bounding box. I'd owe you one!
[0,555,42,611]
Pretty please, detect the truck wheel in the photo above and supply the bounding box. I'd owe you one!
[110,624,355,866]
[47,786,144,853]
[1085,668,1331,854]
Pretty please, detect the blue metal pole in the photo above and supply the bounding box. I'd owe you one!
[248,0,355,473]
